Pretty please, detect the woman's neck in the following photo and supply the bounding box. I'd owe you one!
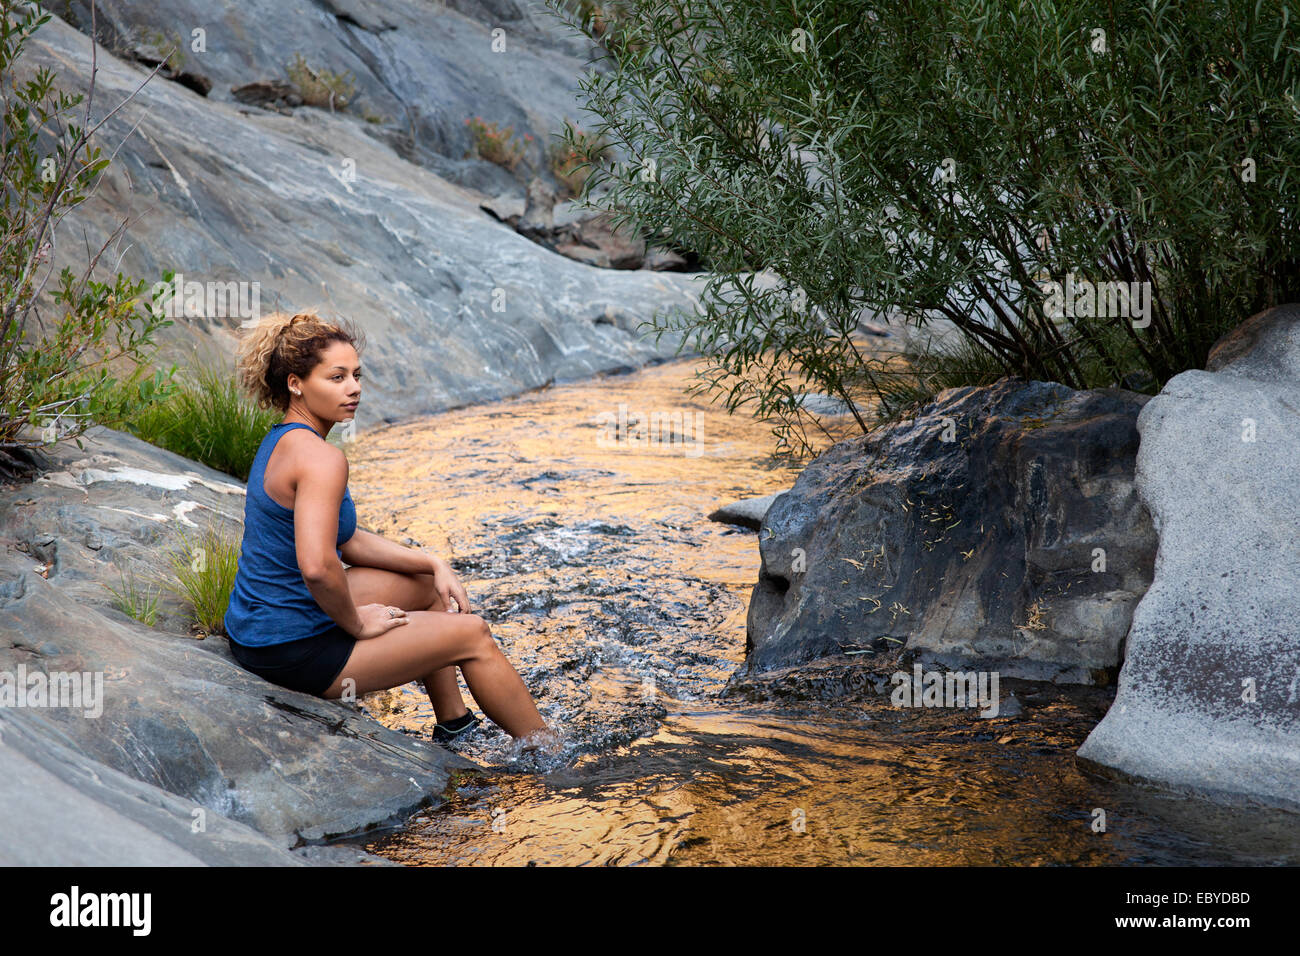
[280,414,328,438]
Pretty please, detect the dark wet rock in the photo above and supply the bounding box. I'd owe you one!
[1078,304,1300,811]
[290,843,403,866]
[708,492,787,532]
[0,425,478,852]
[990,692,1023,719]
[745,377,1157,685]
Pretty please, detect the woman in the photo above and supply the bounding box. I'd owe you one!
[222,309,555,750]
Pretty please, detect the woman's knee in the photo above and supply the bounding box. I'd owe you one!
[457,614,496,659]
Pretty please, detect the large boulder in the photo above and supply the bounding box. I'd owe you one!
[1077,304,1300,810]
[0,424,478,849]
[17,12,705,433]
[744,378,1157,684]
[0,710,307,865]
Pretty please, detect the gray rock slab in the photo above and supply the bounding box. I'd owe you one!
[707,492,786,532]
[0,710,306,866]
[1077,304,1300,810]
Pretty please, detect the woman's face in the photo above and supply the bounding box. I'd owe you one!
[293,341,361,421]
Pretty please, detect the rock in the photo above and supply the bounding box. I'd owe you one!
[480,193,526,224]
[25,11,705,431]
[231,80,304,110]
[573,214,646,269]
[0,710,305,865]
[1077,303,1300,811]
[708,492,787,532]
[316,0,400,32]
[0,425,479,848]
[552,199,598,229]
[745,378,1157,684]
[996,692,1024,719]
[289,843,402,866]
[554,243,611,268]
[793,392,862,417]
[642,246,689,271]
[518,176,558,235]
[443,0,528,22]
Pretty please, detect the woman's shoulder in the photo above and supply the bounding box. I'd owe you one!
[278,427,349,481]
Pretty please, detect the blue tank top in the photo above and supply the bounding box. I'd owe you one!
[223,422,357,646]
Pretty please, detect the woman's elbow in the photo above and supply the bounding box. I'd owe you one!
[299,555,336,582]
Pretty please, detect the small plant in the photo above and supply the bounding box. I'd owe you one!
[160,518,241,637]
[286,52,355,112]
[122,350,280,482]
[548,119,613,197]
[102,561,163,627]
[464,116,530,171]
[134,27,186,73]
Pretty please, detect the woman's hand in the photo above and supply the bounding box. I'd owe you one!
[352,602,410,639]
[429,556,471,613]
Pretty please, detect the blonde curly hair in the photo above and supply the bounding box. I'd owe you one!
[235,309,366,412]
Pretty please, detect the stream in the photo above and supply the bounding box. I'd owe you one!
[329,357,1299,866]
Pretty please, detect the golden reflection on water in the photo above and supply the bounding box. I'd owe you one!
[345,356,816,607]
[335,356,1300,866]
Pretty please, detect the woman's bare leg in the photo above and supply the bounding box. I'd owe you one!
[320,610,548,739]
[344,565,469,723]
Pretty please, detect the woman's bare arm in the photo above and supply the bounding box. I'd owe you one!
[293,441,364,636]
[339,527,438,575]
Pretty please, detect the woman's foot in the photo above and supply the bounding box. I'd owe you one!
[431,710,481,744]
[516,725,562,754]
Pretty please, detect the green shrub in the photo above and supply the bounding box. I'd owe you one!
[124,350,281,482]
[542,0,1300,459]
[0,0,178,476]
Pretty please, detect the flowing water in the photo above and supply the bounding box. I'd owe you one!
[329,357,1299,866]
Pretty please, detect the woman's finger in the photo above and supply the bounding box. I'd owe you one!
[452,581,471,613]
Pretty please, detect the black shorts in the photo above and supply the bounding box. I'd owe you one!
[227,624,357,697]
